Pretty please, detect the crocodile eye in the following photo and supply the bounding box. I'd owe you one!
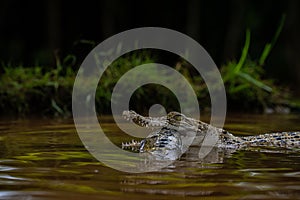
[174,114,182,121]
[167,112,184,124]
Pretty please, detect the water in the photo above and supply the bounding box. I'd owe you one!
[1,114,300,199]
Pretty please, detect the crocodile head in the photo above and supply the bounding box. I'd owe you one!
[122,110,205,130]
[122,110,207,154]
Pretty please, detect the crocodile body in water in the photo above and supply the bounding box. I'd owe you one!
[122,110,300,160]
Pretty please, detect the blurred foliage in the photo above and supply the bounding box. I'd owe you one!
[221,15,290,112]
[96,49,156,113]
[0,15,294,116]
[0,54,75,116]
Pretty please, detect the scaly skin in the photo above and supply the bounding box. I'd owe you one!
[122,110,300,154]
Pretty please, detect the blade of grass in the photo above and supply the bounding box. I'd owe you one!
[259,14,286,66]
[229,84,249,94]
[234,29,251,74]
[51,99,64,115]
[238,71,272,92]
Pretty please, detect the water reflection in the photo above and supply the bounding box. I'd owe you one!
[0,115,300,199]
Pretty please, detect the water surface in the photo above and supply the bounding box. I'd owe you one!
[1,114,300,199]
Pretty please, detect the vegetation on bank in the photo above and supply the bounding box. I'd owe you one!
[0,15,296,117]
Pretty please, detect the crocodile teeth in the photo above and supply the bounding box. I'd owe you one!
[124,117,131,121]
[122,139,141,150]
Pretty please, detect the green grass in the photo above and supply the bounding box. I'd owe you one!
[0,64,74,116]
[221,14,289,111]
[0,15,293,116]
[0,50,156,116]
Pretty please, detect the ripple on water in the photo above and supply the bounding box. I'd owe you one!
[0,116,300,199]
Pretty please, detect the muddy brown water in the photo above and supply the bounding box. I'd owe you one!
[1,114,300,199]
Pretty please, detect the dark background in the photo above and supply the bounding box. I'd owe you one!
[1,0,299,93]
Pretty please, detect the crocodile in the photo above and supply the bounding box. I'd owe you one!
[121,110,300,160]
